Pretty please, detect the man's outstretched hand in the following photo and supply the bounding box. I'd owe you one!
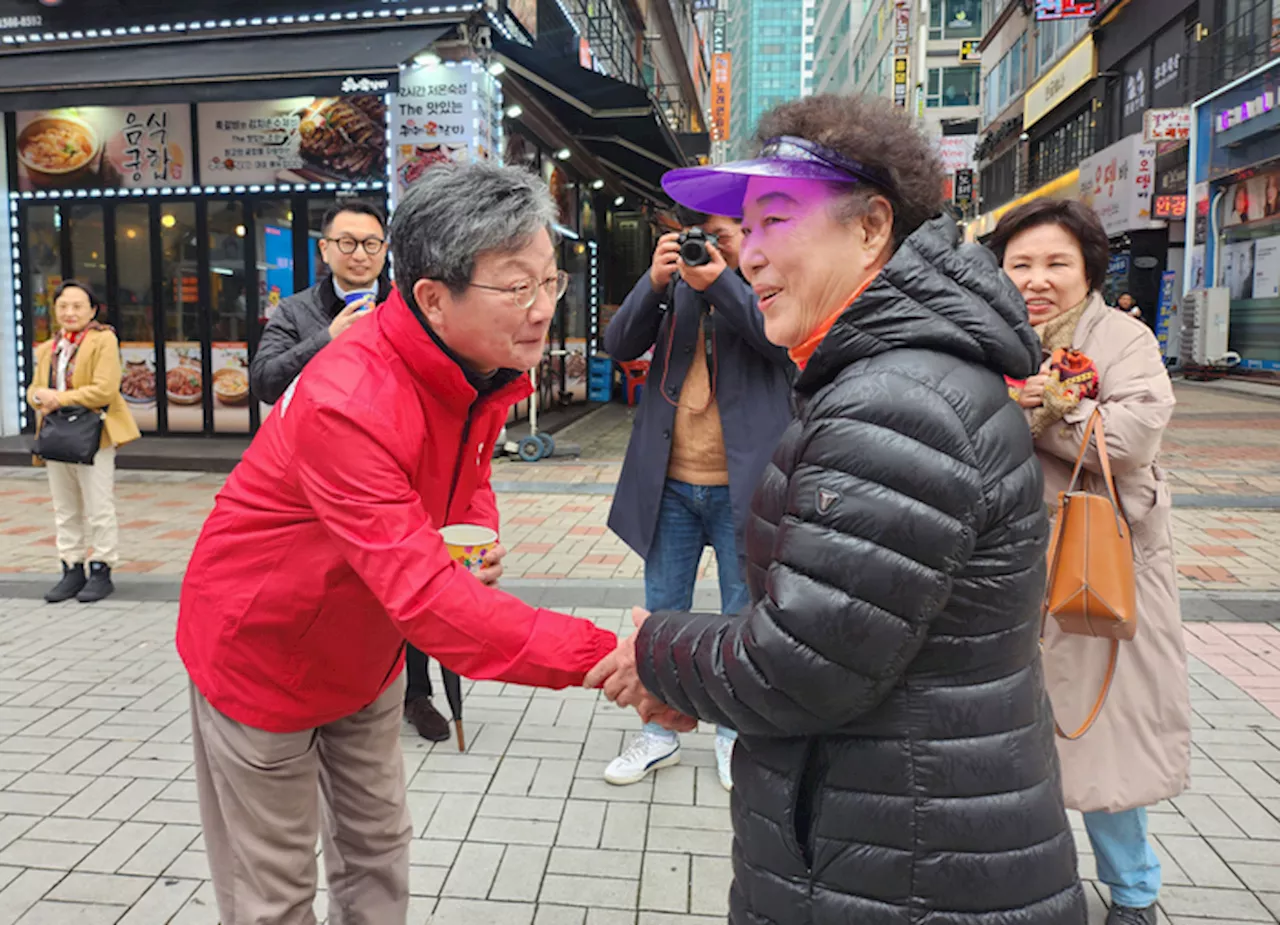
[586,608,697,733]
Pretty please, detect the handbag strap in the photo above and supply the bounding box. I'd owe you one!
[1065,408,1126,537]
[1055,639,1119,740]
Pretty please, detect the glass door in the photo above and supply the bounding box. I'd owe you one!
[207,200,251,433]
[114,203,159,433]
[159,202,203,432]
[250,199,296,426]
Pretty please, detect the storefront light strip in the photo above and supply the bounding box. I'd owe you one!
[9,182,386,201]
[552,0,582,37]
[588,240,599,356]
[2,4,480,43]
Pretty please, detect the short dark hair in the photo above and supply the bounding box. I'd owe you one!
[322,200,386,236]
[754,94,945,245]
[987,198,1110,293]
[674,205,709,227]
[53,279,99,306]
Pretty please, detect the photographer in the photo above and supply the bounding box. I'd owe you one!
[603,206,794,789]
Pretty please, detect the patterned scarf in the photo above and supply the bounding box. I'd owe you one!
[1005,298,1099,437]
[52,322,110,388]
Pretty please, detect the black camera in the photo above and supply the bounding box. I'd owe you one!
[678,228,719,267]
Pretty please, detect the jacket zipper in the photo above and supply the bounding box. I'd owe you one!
[378,402,479,695]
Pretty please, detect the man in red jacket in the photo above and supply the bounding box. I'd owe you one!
[178,163,690,925]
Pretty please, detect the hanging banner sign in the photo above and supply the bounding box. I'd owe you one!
[1144,108,1191,142]
[711,52,732,142]
[393,62,499,196]
[893,56,909,108]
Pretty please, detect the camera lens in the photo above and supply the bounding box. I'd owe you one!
[680,238,711,267]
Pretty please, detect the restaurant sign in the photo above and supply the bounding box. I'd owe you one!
[1024,35,1095,129]
[15,105,192,192]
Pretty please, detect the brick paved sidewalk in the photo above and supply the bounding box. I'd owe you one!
[0,601,1279,924]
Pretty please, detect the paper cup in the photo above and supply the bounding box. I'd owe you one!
[441,524,498,572]
[344,290,377,314]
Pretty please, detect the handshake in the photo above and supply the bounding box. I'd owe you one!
[584,607,699,733]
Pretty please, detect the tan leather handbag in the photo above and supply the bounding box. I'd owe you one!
[1043,408,1137,740]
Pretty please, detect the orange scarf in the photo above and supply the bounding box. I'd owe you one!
[788,275,878,371]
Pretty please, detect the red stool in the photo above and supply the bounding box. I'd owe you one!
[617,360,650,406]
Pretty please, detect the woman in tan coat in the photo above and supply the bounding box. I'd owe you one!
[991,200,1191,925]
[27,280,141,603]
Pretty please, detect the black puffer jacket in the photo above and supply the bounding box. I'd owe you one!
[636,217,1086,925]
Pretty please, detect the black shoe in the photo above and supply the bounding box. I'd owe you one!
[45,561,86,603]
[1106,904,1157,925]
[76,562,115,603]
[404,697,451,742]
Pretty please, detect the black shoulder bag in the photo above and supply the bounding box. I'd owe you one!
[33,358,104,465]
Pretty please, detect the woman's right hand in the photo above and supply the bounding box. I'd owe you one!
[1018,373,1050,409]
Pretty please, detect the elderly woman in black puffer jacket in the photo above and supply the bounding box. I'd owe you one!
[589,95,1086,924]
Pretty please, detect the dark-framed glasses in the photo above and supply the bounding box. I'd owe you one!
[467,270,571,311]
[326,236,387,256]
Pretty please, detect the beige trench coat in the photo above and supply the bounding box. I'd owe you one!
[1036,292,1192,814]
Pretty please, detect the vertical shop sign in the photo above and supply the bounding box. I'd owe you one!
[1155,271,1176,358]
[954,169,975,207]
[712,53,732,142]
[393,63,499,195]
[893,57,910,107]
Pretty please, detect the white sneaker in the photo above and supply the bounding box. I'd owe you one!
[715,733,735,792]
[604,730,681,785]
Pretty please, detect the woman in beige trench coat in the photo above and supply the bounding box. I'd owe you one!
[990,200,1191,925]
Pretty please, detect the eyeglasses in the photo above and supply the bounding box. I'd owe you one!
[465,270,571,311]
[325,236,387,256]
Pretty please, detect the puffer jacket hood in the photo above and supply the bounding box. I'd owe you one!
[800,215,1040,393]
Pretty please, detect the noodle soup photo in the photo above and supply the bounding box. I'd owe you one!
[18,116,100,188]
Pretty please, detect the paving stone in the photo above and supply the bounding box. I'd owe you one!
[1159,885,1276,921]
[490,845,551,902]
[118,824,201,877]
[549,847,642,880]
[1156,835,1243,888]
[636,913,724,925]
[441,842,504,899]
[1212,795,1280,839]
[479,795,566,822]
[0,869,64,923]
[469,817,560,847]
[601,802,650,852]
[555,801,606,849]
[689,856,732,917]
[26,817,120,846]
[408,863,447,897]
[533,904,587,925]
[75,823,162,875]
[640,852,688,913]
[431,898,535,925]
[13,900,126,924]
[46,871,152,905]
[0,837,94,870]
[540,873,638,910]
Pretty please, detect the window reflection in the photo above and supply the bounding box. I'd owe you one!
[161,203,202,432]
[209,201,251,434]
[25,205,61,344]
[115,204,157,433]
[67,205,107,308]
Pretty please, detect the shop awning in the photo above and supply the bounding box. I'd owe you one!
[494,37,702,202]
[0,24,452,110]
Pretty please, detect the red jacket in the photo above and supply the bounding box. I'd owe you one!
[177,291,617,733]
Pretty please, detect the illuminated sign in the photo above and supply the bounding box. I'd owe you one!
[1216,87,1277,133]
[1034,0,1098,20]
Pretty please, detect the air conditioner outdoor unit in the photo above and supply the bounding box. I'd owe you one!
[1180,288,1237,367]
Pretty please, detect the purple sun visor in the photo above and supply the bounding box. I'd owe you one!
[661,135,895,218]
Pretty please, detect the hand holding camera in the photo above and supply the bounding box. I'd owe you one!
[676,227,726,292]
[649,232,682,292]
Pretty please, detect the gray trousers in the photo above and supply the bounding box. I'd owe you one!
[189,674,412,925]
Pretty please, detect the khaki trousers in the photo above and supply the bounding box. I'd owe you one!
[45,446,119,567]
[190,675,412,925]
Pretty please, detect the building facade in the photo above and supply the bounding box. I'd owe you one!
[726,0,813,158]
[0,0,708,445]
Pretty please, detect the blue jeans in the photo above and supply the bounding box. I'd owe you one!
[642,480,749,745]
[1084,808,1161,908]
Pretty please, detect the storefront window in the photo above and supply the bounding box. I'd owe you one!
[115,204,157,433]
[67,205,108,313]
[24,205,61,344]
[208,201,251,433]
[161,203,202,432]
